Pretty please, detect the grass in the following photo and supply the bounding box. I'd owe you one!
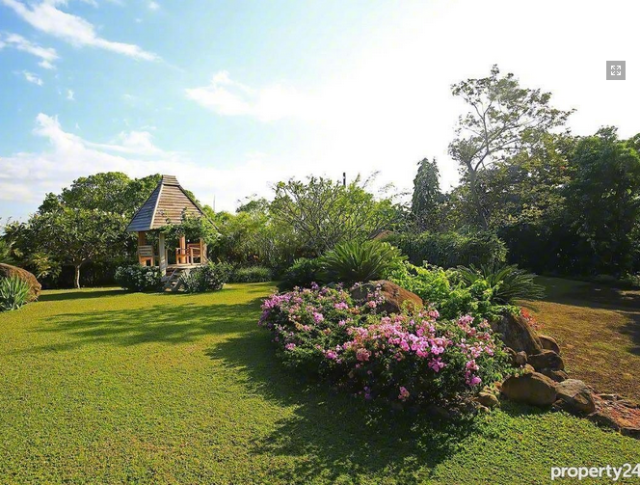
[526,277,640,401]
[0,282,639,484]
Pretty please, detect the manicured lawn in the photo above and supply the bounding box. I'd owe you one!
[528,277,640,402]
[1,282,639,484]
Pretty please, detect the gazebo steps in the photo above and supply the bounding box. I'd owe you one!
[162,267,192,293]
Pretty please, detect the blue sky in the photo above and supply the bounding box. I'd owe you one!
[1,0,639,221]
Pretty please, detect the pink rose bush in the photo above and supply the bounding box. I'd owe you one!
[259,284,510,405]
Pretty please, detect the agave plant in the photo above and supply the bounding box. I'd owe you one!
[0,276,32,312]
[454,264,545,304]
[322,240,405,286]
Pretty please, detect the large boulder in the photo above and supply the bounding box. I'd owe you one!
[539,368,569,382]
[528,350,565,371]
[501,372,557,407]
[350,280,423,314]
[556,379,595,415]
[0,263,41,302]
[490,312,543,355]
[538,334,561,354]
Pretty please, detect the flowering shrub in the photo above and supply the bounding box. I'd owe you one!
[259,284,510,405]
[115,264,163,292]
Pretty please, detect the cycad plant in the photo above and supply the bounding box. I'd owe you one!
[0,276,32,312]
[322,240,404,286]
[454,264,545,304]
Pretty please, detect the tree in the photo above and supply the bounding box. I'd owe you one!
[449,65,572,229]
[270,176,398,256]
[563,127,640,275]
[411,158,444,231]
[30,207,128,288]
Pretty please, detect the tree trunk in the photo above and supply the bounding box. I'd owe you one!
[74,264,81,289]
[468,168,489,230]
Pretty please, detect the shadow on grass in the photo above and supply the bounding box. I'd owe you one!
[621,313,640,356]
[25,297,266,352]
[38,289,129,302]
[205,331,534,484]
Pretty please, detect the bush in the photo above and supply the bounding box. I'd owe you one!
[115,265,163,292]
[0,276,32,311]
[453,265,545,304]
[322,240,405,286]
[180,262,229,293]
[228,266,272,283]
[278,258,325,291]
[259,284,509,405]
[387,231,507,269]
[389,263,501,320]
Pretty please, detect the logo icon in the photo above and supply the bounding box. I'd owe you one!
[606,61,626,80]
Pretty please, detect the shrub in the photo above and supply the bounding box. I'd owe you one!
[322,240,405,286]
[179,262,229,293]
[387,231,507,269]
[389,263,500,320]
[259,284,509,405]
[453,265,545,304]
[114,265,163,292]
[0,276,32,311]
[228,266,272,283]
[278,258,325,291]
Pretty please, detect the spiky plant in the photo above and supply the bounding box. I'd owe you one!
[0,276,32,312]
[454,264,545,304]
[322,240,404,286]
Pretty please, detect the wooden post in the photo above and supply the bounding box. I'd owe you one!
[137,232,146,265]
[158,232,167,276]
[200,238,207,264]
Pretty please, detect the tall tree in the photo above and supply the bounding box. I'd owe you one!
[449,65,572,229]
[564,127,640,275]
[411,157,443,231]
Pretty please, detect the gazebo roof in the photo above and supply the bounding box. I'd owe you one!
[126,175,206,232]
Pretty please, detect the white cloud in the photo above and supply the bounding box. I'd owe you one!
[0,115,295,215]
[1,0,159,61]
[148,1,159,10]
[66,89,74,100]
[0,33,59,68]
[22,70,43,85]
[186,71,318,122]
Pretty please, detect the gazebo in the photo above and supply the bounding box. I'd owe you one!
[126,175,208,277]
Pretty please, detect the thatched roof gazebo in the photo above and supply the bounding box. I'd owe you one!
[127,175,208,277]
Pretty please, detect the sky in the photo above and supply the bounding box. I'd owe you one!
[0,0,639,221]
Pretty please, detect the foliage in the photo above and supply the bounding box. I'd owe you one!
[322,240,405,286]
[0,238,18,265]
[179,262,229,293]
[453,265,545,304]
[259,285,510,405]
[387,231,507,269]
[228,266,272,283]
[114,264,163,292]
[449,65,572,229]
[277,257,326,291]
[563,127,640,276]
[0,276,32,311]
[389,263,502,320]
[161,211,219,249]
[270,175,401,256]
[411,157,444,231]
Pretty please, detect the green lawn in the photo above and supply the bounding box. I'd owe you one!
[1,282,639,484]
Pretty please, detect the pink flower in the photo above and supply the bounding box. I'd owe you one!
[356,348,371,362]
[313,312,324,323]
[398,386,410,401]
[325,350,338,360]
[285,343,296,351]
[367,301,377,309]
[334,302,349,310]
[469,376,482,386]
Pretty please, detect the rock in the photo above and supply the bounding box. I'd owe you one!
[621,427,640,438]
[523,364,536,373]
[475,391,500,409]
[490,312,543,355]
[618,399,639,409]
[556,379,596,415]
[538,334,561,354]
[514,351,528,366]
[350,280,423,314]
[501,372,557,407]
[539,368,569,382]
[0,263,41,302]
[589,410,620,430]
[528,350,565,371]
